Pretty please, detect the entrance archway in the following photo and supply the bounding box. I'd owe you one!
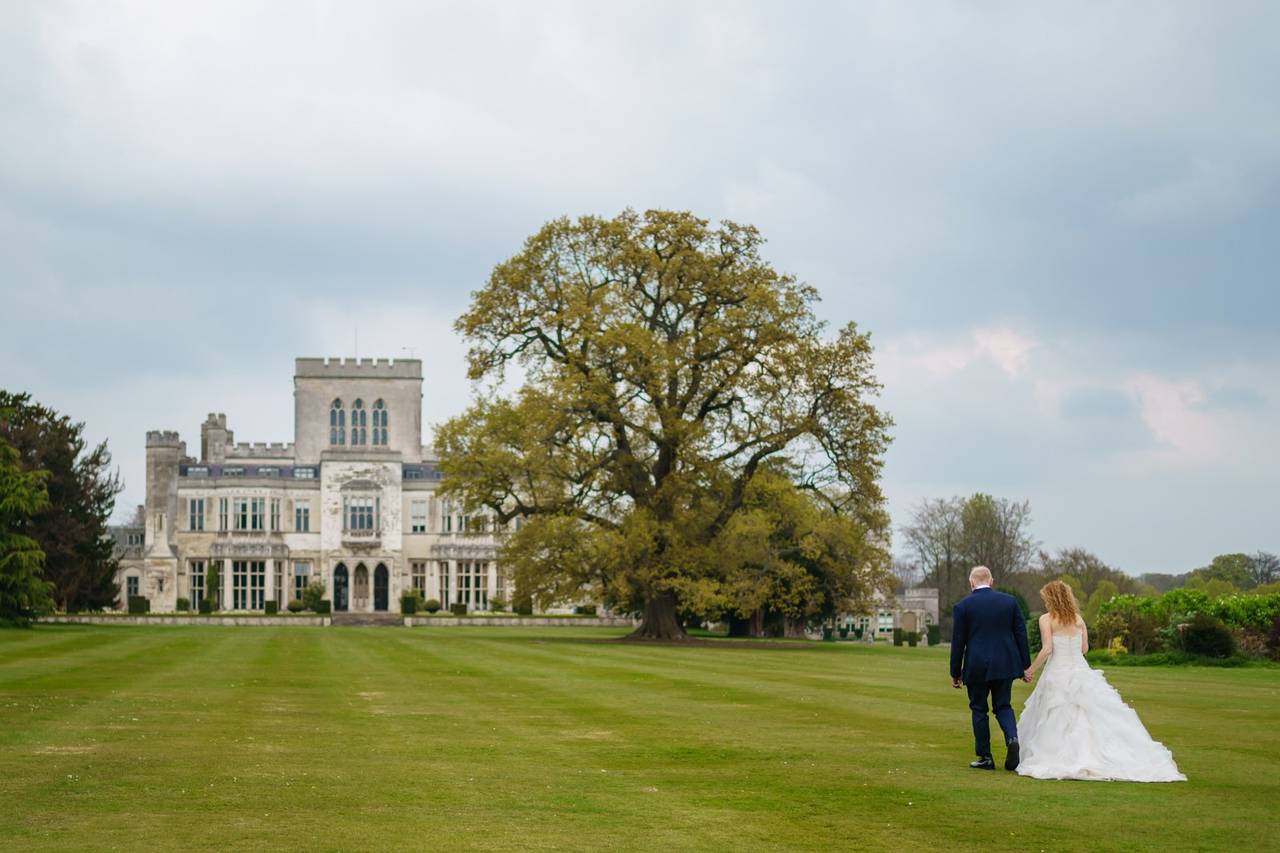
[901,612,918,633]
[334,564,349,612]
[374,564,389,612]
[353,563,369,611]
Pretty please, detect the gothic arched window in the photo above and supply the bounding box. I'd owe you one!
[329,399,345,445]
[352,399,366,446]
[373,399,388,446]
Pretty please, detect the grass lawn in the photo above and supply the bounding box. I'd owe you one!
[1,626,1276,851]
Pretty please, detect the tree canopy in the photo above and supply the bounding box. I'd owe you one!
[0,391,122,612]
[437,210,893,639]
[0,411,53,626]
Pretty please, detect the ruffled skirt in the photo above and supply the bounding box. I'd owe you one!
[1017,660,1186,782]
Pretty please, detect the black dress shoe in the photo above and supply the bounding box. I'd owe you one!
[969,756,995,770]
[1005,738,1020,771]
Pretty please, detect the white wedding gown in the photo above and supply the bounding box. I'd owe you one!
[1017,629,1186,782]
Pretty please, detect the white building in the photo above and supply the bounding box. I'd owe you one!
[114,357,506,614]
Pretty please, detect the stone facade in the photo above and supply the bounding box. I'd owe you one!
[112,357,508,615]
[849,587,941,641]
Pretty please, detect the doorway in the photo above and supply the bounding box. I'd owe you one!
[373,563,389,611]
[334,564,349,612]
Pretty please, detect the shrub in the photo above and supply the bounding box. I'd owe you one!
[926,624,940,646]
[488,596,507,612]
[286,598,305,613]
[127,595,149,615]
[198,598,213,615]
[1268,615,1280,661]
[838,626,849,639]
[400,593,418,615]
[907,632,918,647]
[1107,636,1128,655]
[303,580,326,612]
[1178,614,1236,658]
[423,598,442,614]
[315,599,331,615]
[264,600,279,615]
[892,628,904,646]
[175,597,190,612]
[450,602,468,616]
[513,594,534,615]
[574,604,598,616]
[1026,617,1042,656]
[854,627,864,640]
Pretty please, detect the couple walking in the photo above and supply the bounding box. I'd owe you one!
[949,566,1185,782]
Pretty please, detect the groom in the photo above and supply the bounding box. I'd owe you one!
[949,566,1031,771]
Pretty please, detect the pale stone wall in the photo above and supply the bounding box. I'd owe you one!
[293,358,423,463]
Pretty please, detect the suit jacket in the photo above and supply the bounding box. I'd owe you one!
[949,588,1031,685]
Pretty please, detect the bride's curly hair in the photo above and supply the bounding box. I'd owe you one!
[1040,580,1081,626]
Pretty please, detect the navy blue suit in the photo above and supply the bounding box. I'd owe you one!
[950,587,1031,758]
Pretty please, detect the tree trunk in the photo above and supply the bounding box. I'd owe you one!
[784,616,808,639]
[629,590,688,641]
[727,608,765,638]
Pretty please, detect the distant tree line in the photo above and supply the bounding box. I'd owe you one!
[0,391,122,625]
[897,491,1276,641]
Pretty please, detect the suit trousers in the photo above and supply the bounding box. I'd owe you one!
[967,678,1017,758]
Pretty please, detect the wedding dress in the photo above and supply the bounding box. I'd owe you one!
[1016,629,1186,782]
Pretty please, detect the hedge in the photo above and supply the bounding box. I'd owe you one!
[1101,590,1280,633]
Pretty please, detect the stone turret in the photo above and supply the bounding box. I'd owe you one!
[142,430,182,610]
[200,413,233,464]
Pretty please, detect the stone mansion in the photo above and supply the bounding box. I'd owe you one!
[113,358,505,614]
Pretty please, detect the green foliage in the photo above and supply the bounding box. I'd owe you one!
[449,603,467,616]
[286,598,305,613]
[892,627,904,646]
[264,600,279,615]
[488,595,507,612]
[1191,553,1256,590]
[0,391,122,611]
[198,598,213,615]
[423,598,442,614]
[176,597,190,612]
[400,592,418,615]
[1083,579,1119,626]
[315,599,331,615]
[1026,616,1042,656]
[436,210,893,639]
[127,596,149,615]
[302,580,326,612]
[573,604,598,616]
[926,624,941,646]
[0,427,54,626]
[1084,649,1253,668]
[907,632,918,647]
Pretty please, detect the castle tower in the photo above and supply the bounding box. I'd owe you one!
[142,430,183,610]
[200,413,232,464]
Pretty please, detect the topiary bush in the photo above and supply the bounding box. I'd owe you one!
[1178,614,1236,658]
[907,632,918,647]
[286,598,305,613]
[198,598,213,614]
[315,599,331,615]
[450,602,467,616]
[927,624,941,646]
[400,592,418,615]
[892,627,904,646]
[423,598,441,613]
[176,597,190,612]
[127,595,149,614]
[264,600,279,615]
[574,604,597,616]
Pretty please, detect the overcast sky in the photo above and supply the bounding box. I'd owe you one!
[2,2,1276,576]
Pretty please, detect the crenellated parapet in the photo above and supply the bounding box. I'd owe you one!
[227,441,296,459]
[295,357,422,379]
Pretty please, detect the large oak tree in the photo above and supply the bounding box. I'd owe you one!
[436,210,892,639]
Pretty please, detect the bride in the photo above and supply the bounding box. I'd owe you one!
[1017,580,1186,782]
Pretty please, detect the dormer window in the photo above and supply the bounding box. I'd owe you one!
[330,399,345,445]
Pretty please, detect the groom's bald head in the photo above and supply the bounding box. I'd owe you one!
[969,566,993,588]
